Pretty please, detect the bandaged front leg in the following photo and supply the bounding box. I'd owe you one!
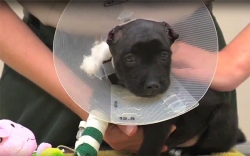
[74,114,109,156]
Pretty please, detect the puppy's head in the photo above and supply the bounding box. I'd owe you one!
[107,19,179,97]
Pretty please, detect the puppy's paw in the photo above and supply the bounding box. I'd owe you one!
[80,41,112,76]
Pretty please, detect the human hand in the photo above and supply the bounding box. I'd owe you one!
[104,124,176,153]
[171,41,217,84]
[104,124,143,153]
[176,135,200,147]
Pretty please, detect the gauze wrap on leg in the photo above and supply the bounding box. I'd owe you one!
[75,114,108,156]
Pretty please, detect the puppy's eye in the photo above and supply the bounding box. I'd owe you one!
[161,52,169,61]
[124,54,135,62]
[0,137,2,143]
[10,124,15,128]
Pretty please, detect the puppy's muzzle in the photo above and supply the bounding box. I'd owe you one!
[145,81,161,91]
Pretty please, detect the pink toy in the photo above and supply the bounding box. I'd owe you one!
[36,142,52,156]
[0,119,37,156]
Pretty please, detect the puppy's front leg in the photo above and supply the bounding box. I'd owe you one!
[136,122,172,156]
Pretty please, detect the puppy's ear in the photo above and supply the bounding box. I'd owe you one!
[162,22,179,43]
[106,26,123,45]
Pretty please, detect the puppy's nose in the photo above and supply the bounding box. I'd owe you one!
[145,81,160,90]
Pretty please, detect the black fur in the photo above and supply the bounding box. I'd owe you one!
[106,19,246,156]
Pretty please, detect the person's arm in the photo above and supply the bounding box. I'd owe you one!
[211,23,250,91]
[0,1,89,120]
[171,23,250,92]
[0,2,153,153]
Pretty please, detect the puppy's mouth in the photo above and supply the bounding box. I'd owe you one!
[139,91,161,97]
[127,87,167,98]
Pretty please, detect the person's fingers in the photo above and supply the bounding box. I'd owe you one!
[160,125,177,153]
[169,125,176,135]
[104,124,143,152]
[104,124,124,140]
[117,125,138,136]
[105,124,176,153]
[177,135,200,147]
[103,124,128,148]
[161,145,168,152]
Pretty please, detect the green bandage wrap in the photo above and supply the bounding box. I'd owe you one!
[74,115,109,156]
[82,127,103,144]
[75,143,97,156]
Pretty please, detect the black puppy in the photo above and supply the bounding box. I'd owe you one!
[106,19,245,156]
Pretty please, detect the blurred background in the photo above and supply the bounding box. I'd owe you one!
[0,1,249,140]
